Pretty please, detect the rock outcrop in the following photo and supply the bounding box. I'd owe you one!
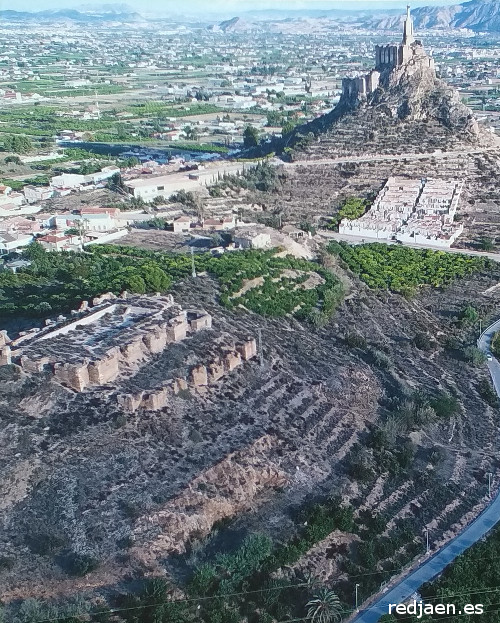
[280,8,497,160]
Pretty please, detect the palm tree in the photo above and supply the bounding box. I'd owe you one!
[306,588,343,623]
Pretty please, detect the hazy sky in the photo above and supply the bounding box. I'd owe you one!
[1,0,461,13]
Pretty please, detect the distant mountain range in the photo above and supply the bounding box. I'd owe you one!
[2,0,500,32]
[241,0,500,33]
[0,7,143,23]
[369,0,500,32]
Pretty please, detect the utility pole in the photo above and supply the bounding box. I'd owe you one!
[488,472,493,498]
[355,584,360,612]
[257,327,264,367]
[191,247,196,279]
[424,528,430,555]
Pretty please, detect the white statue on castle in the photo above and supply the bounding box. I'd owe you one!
[403,4,415,46]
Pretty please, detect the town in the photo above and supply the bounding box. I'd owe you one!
[2,3,500,623]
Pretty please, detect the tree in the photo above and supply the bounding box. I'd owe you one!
[281,120,296,136]
[182,125,198,140]
[107,173,125,192]
[3,134,32,154]
[458,304,479,326]
[141,263,171,292]
[306,589,343,623]
[243,125,259,148]
[429,392,459,419]
[328,197,367,229]
[463,346,486,366]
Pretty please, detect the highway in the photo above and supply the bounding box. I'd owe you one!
[350,320,500,623]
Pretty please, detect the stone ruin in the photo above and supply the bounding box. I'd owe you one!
[117,337,258,413]
[0,330,11,366]
[2,293,214,392]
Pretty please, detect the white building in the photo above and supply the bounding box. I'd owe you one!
[234,229,271,249]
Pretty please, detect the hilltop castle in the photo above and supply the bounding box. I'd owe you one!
[342,6,435,99]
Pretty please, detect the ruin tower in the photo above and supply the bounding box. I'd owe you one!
[402,4,415,46]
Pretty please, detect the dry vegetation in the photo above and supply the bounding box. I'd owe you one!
[1,252,500,620]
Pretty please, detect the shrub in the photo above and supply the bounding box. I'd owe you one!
[429,392,459,419]
[478,237,495,251]
[463,346,486,366]
[413,332,434,351]
[345,332,367,349]
[371,349,391,369]
[478,378,498,407]
[67,553,100,576]
[491,331,500,357]
[0,556,14,571]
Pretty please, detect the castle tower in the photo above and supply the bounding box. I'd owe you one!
[402,5,415,46]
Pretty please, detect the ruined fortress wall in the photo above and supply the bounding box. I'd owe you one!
[237,338,257,361]
[117,339,258,412]
[209,359,225,383]
[166,321,188,343]
[142,388,168,411]
[143,325,168,354]
[20,356,49,373]
[0,346,11,366]
[88,347,120,385]
[37,305,117,342]
[54,362,90,392]
[190,313,212,332]
[225,350,242,372]
[191,364,208,387]
[120,338,148,364]
[0,331,10,347]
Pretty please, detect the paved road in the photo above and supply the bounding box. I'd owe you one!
[283,147,499,168]
[319,230,500,264]
[351,320,500,623]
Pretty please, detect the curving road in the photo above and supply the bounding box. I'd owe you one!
[351,319,500,623]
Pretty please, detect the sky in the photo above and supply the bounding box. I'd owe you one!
[0,0,462,13]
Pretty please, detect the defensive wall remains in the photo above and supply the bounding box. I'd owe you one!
[1,293,215,392]
[117,337,257,413]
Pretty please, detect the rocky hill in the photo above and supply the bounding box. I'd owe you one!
[244,0,500,33]
[371,0,500,33]
[276,42,496,161]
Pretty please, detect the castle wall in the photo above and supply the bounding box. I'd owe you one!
[88,347,120,385]
[118,392,144,413]
[37,304,118,342]
[143,325,168,354]
[120,337,147,364]
[225,351,242,372]
[173,378,188,394]
[209,359,225,382]
[0,331,10,347]
[237,339,257,361]
[191,365,208,387]
[54,361,90,392]
[0,346,11,366]
[142,388,168,411]
[20,355,49,373]
[190,313,212,332]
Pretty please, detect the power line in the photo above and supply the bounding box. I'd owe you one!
[26,582,310,623]
[24,579,500,623]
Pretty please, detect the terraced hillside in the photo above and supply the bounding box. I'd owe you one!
[1,250,500,621]
[259,150,500,250]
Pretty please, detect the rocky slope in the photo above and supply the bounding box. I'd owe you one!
[276,47,496,161]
